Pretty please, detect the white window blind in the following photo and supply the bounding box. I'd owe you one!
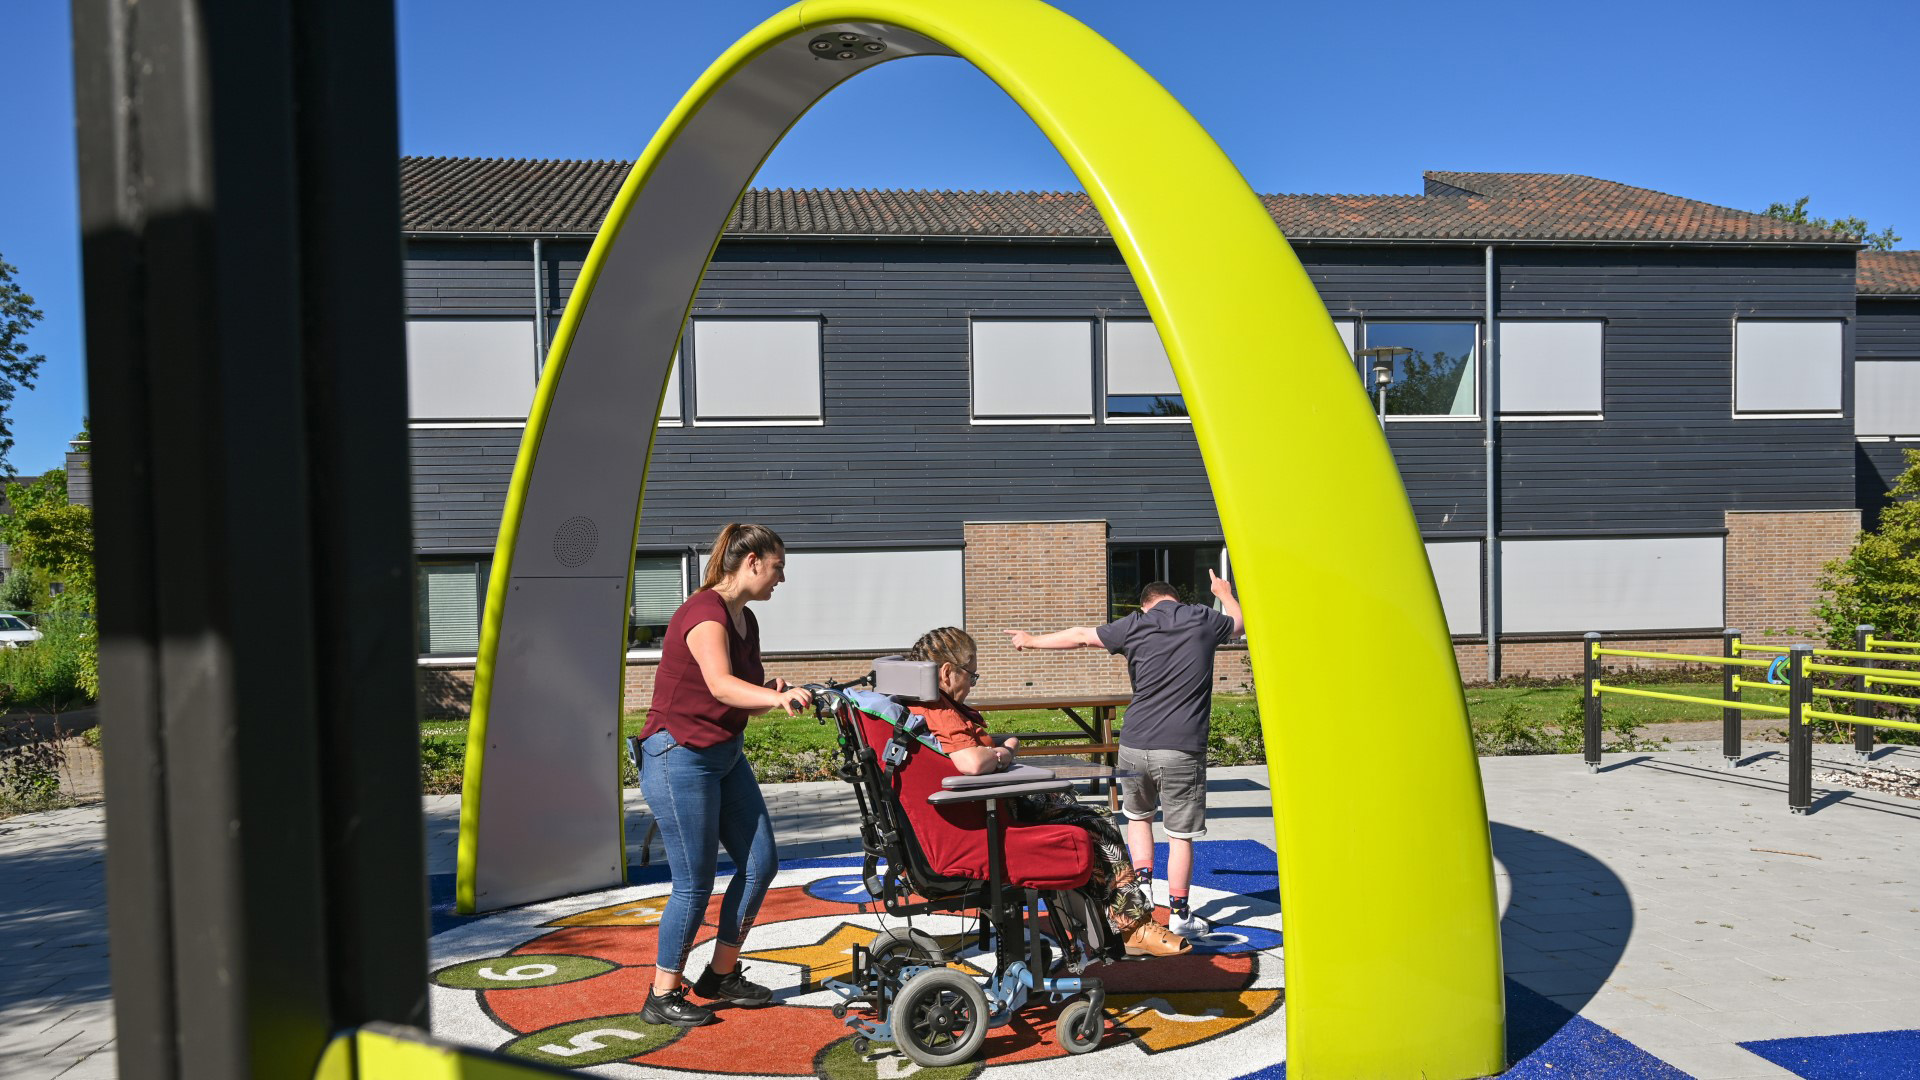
[1334,320,1357,359]
[692,319,822,421]
[631,556,685,626]
[1735,320,1842,413]
[1856,361,1920,436]
[753,549,965,653]
[972,320,1093,420]
[659,351,683,422]
[1500,321,1603,414]
[421,563,480,655]
[406,319,536,421]
[1424,541,1482,636]
[1500,537,1723,633]
[1106,320,1180,396]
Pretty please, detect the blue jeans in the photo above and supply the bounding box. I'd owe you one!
[637,729,778,974]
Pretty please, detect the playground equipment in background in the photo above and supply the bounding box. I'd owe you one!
[451,2,1507,1077]
[1582,625,1920,813]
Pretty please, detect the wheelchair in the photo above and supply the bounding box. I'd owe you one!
[801,658,1123,1068]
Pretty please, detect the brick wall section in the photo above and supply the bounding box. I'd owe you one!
[962,521,1132,698]
[1724,509,1860,644]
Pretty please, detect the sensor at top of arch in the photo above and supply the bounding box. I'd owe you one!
[809,31,887,60]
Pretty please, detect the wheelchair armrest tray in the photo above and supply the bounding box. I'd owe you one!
[940,764,1055,790]
[926,778,1074,803]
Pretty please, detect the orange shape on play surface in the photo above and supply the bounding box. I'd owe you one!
[485,965,655,1033]
[1108,989,1284,1053]
[632,1004,854,1075]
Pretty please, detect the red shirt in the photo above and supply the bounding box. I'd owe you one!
[642,589,766,749]
[916,695,994,755]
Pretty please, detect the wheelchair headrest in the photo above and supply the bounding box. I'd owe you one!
[872,654,940,703]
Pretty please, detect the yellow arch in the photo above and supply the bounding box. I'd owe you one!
[454,2,1503,1075]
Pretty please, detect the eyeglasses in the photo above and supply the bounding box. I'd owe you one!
[961,666,981,682]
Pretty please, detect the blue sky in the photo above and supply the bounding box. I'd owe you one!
[4,0,1915,475]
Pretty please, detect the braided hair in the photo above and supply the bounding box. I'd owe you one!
[904,626,977,679]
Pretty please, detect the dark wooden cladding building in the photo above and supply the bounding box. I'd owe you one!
[393,159,1916,706]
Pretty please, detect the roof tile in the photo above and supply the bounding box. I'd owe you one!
[398,158,1858,247]
[1859,251,1920,296]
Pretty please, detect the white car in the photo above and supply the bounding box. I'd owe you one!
[0,614,43,648]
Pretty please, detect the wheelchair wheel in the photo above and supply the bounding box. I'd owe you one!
[869,927,945,969]
[1054,998,1103,1054]
[893,968,989,1068]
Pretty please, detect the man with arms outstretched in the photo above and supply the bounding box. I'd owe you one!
[1005,569,1243,937]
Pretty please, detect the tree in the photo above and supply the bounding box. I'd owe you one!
[0,469,66,551]
[0,257,49,476]
[1765,196,1902,251]
[1814,449,1920,647]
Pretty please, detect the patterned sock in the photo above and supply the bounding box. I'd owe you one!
[1169,892,1190,918]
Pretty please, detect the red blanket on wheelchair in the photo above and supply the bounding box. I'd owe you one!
[855,710,1092,891]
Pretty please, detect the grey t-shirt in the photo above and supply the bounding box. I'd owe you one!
[1096,601,1237,753]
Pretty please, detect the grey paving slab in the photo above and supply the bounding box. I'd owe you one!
[9,745,1920,1079]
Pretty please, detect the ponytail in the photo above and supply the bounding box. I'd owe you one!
[700,523,785,591]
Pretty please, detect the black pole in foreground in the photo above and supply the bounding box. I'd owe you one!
[1854,624,1876,760]
[1722,629,1742,765]
[1584,633,1603,771]
[73,1,426,1076]
[1788,645,1814,814]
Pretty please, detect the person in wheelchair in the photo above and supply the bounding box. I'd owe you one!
[902,627,1191,958]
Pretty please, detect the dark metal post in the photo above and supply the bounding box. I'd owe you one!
[73,0,422,1076]
[1722,629,1742,765]
[1854,625,1875,760]
[1584,633,1603,771]
[1788,645,1813,814]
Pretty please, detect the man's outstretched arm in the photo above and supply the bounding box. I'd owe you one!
[1005,626,1104,651]
[1210,569,1244,637]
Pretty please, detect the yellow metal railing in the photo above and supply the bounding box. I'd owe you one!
[1592,647,1769,668]
[1866,636,1920,650]
[1734,642,1920,663]
[1807,662,1920,685]
[1591,682,1788,715]
[1804,709,1920,735]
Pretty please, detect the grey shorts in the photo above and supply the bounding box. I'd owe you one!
[1117,745,1207,840]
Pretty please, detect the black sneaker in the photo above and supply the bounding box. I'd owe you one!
[641,985,716,1027]
[691,963,774,1007]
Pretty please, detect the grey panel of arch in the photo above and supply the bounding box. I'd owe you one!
[466,24,954,913]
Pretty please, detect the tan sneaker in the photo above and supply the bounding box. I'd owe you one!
[1120,918,1192,957]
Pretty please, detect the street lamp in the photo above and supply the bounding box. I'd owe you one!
[1358,346,1412,430]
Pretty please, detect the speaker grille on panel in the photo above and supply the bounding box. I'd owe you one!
[552,516,599,568]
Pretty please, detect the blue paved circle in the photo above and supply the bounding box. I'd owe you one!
[805,874,876,904]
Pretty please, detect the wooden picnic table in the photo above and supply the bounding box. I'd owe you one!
[969,694,1130,809]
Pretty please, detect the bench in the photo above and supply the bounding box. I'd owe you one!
[969,695,1130,810]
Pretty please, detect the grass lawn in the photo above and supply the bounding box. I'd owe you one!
[420,679,1740,751]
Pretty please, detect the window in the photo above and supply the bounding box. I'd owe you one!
[752,549,965,653]
[1499,537,1722,633]
[1424,541,1482,636]
[1499,321,1603,416]
[1105,320,1186,420]
[1856,361,1920,436]
[417,559,490,656]
[1362,322,1478,418]
[406,319,536,421]
[1734,320,1842,415]
[629,554,687,649]
[971,320,1093,422]
[691,318,822,422]
[1333,320,1357,359]
[658,351,683,424]
[1108,543,1226,621]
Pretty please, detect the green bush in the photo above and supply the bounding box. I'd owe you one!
[1206,706,1266,766]
[1473,702,1581,756]
[0,612,94,711]
[0,723,71,816]
[420,734,466,795]
[742,722,838,783]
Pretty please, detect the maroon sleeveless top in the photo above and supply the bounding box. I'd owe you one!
[641,588,766,748]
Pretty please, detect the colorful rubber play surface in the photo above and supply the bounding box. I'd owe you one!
[431,847,1284,1078]
[428,839,1917,1078]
